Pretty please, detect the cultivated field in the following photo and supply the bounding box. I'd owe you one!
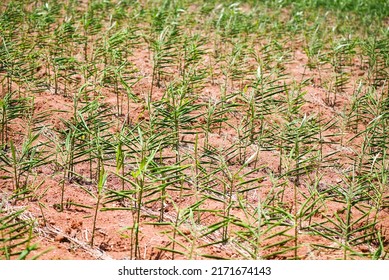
[0,0,388,260]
